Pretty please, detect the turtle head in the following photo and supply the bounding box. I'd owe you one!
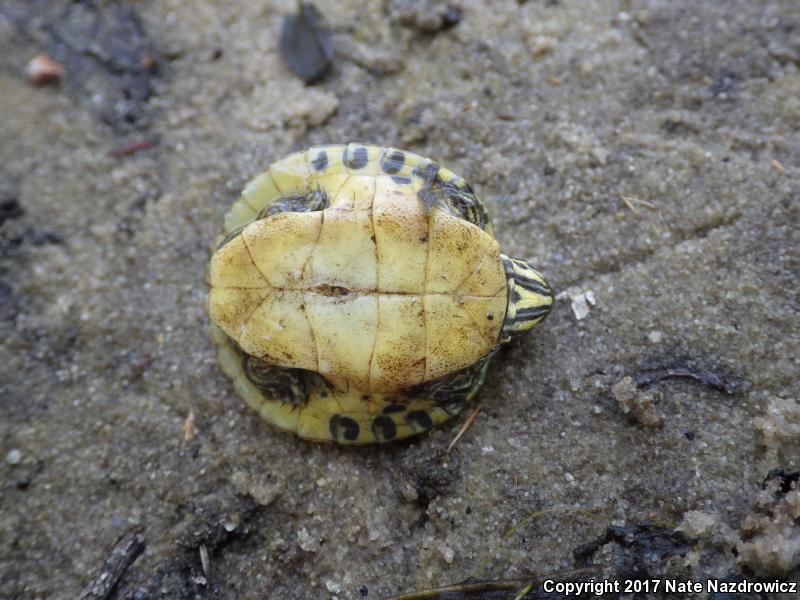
[500,255,553,341]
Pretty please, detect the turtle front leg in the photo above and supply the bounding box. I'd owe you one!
[221,149,331,235]
[258,187,328,218]
[216,178,328,249]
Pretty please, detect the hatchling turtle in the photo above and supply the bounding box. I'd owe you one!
[207,144,553,444]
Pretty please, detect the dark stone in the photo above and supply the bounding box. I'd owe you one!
[280,3,333,84]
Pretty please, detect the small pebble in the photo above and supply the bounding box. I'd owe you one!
[222,514,240,532]
[571,292,591,320]
[6,449,22,465]
[26,54,64,86]
[440,544,455,563]
[280,3,333,84]
[530,35,557,58]
[110,515,126,528]
[559,288,597,320]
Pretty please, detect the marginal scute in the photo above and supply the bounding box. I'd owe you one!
[371,415,397,441]
[257,395,301,432]
[307,145,347,177]
[406,409,433,431]
[212,325,246,380]
[223,200,258,234]
[379,148,405,174]
[241,171,281,213]
[383,146,423,178]
[329,414,361,442]
[436,164,459,184]
[310,148,328,171]
[293,406,326,441]
[269,150,311,194]
[343,143,382,175]
[314,172,350,203]
[233,369,269,412]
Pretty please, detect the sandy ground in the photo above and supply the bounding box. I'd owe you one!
[1,1,798,598]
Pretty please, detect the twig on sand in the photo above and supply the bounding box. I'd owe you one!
[447,406,481,453]
[80,530,145,600]
[633,365,743,395]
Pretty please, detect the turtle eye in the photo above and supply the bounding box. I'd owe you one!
[501,257,553,339]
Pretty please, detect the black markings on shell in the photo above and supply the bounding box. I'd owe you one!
[380,149,405,174]
[418,189,438,214]
[413,161,440,183]
[406,410,433,431]
[344,146,369,170]
[371,415,397,441]
[311,150,328,171]
[329,415,360,441]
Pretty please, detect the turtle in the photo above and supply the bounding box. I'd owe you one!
[207,144,553,444]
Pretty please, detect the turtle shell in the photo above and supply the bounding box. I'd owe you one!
[208,144,507,397]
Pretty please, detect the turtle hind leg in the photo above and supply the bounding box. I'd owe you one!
[242,354,310,406]
[212,332,497,445]
[211,325,326,435]
[348,350,498,444]
[424,349,496,416]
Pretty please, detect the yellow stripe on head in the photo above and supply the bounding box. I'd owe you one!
[501,255,553,341]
